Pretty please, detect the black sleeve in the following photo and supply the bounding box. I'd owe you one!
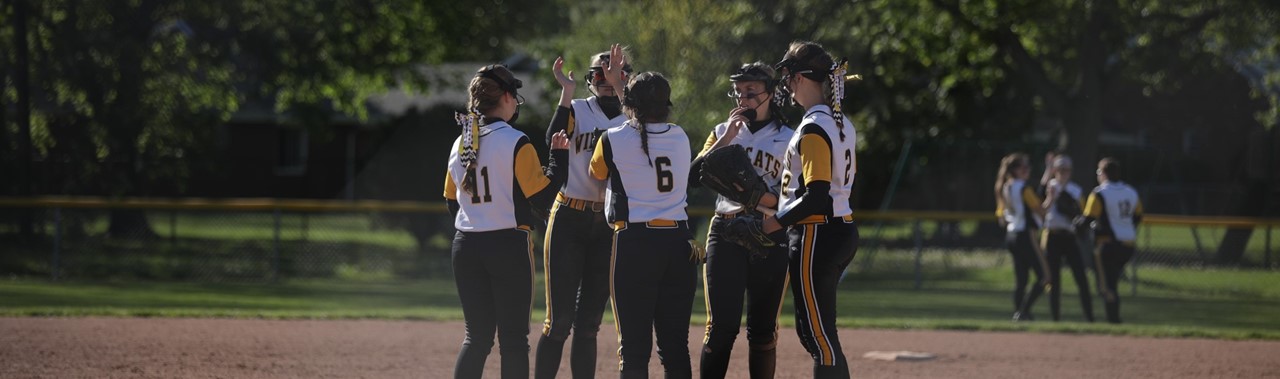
[687,154,706,189]
[527,149,569,217]
[447,199,460,223]
[775,181,833,227]
[546,106,573,145]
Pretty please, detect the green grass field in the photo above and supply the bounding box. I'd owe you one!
[3,266,1277,340]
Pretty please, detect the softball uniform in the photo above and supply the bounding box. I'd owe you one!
[1083,181,1143,323]
[589,121,695,378]
[692,118,793,379]
[535,97,626,379]
[775,104,858,377]
[445,119,566,379]
[1043,178,1094,322]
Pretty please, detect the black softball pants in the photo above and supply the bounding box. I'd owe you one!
[789,217,858,379]
[610,220,697,379]
[1044,230,1094,322]
[536,200,614,379]
[1007,230,1046,315]
[452,228,535,379]
[1095,241,1135,324]
[700,215,790,379]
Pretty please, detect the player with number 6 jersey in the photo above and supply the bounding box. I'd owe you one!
[588,44,696,379]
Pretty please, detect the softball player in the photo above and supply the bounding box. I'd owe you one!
[589,44,695,379]
[1041,155,1095,322]
[772,41,858,378]
[535,51,632,379]
[444,64,570,379]
[1081,158,1143,324]
[994,153,1050,321]
[690,62,792,379]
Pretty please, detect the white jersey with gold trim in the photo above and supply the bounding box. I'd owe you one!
[779,105,856,218]
[702,120,793,214]
[1044,178,1083,231]
[591,121,690,223]
[1086,181,1143,242]
[562,97,626,202]
[447,122,525,232]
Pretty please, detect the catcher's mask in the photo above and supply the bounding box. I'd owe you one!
[585,53,634,87]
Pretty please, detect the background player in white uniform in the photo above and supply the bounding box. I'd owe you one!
[587,44,695,379]
[994,153,1051,322]
[689,62,793,379]
[444,64,569,379]
[1080,158,1143,324]
[772,41,859,379]
[1041,155,1095,322]
[535,51,631,379]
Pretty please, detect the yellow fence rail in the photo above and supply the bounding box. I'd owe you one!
[2,196,1278,227]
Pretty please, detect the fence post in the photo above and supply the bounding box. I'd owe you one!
[51,207,61,281]
[272,208,281,281]
[913,219,923,290]
[169,210,176,246]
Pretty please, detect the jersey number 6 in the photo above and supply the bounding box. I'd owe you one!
[655,156,673,192]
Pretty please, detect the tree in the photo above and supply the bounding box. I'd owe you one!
[1,0,560,236]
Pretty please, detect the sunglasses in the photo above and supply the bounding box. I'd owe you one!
[586,67,632,85]
[726,90,766,99]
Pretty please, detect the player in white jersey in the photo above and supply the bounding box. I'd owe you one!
[689,62,793,379]
[1080,158,1143,324]
[771,41,859,378]
[1040,155,1095,322]
[587,44,695,379]
[444,64,569,379]
[535,50,632,379]
[994,153,1051,322]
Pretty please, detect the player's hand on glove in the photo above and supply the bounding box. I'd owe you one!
[689,239,706,264]
[699,144,769,212]
[718,213,778,263]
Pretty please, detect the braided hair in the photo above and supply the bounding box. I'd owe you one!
[622,71,672,166]
[458,64,521,195]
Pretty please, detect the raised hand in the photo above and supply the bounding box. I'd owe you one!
[550,57,576,108]
[602,43,628,98]
[550,130,570,150]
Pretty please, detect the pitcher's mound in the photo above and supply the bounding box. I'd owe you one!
[862,350,937,361]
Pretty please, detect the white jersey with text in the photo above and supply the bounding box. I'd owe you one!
[779,105,857,218]
[700,119,793,214]
[447,122,525,232]
[591,121,691,223]
[562,97,627,202]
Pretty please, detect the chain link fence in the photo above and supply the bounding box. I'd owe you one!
[1,200,1275,292]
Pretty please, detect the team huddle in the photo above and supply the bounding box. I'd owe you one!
[442,40,1141,379]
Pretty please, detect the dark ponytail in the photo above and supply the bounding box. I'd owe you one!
[622,71,672,166]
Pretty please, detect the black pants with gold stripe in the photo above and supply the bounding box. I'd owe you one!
[788,218,858,379]
[535,199,614,379]
[452,228,535,379]
[610,220,696,379]
[1095,240,1135,324]
[1044,230,1094,322]
[700,215,790,379]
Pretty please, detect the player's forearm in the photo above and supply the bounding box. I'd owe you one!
[546,106,571,144]
[775,181,833,227]
[529,149,569,215]
[446,199,460,225]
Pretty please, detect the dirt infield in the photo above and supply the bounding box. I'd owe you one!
[2,318,1277,378]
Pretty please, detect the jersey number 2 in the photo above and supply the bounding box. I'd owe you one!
[843,149,852,186]
[467,166,493,204]
[655,157,673,192]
